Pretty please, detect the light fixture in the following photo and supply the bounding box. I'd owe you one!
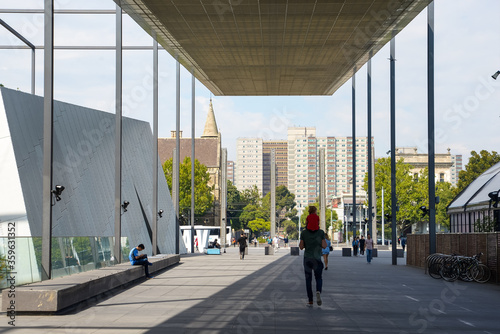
[51,185,65,201]
[122,200,130,212]
[158,209,164,218]
[386,150,391,155]
[492,71,500,80]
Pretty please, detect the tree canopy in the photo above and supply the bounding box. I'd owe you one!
[162,157,213,218]
[364,157,456,233]
[247,218,270,236]
[456,150,500,195]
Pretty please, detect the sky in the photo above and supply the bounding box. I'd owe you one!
[1,0,500,165]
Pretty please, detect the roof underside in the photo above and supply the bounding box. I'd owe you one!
[115,0,430,96]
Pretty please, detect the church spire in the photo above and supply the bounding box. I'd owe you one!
[202,98,219,137]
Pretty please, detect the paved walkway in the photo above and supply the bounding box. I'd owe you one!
[1,247,499,333]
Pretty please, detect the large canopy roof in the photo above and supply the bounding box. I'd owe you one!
[115,0,430,96]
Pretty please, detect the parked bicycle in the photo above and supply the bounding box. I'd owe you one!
[426,252,490,283]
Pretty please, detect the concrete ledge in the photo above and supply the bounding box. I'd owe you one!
[2,254,179,313]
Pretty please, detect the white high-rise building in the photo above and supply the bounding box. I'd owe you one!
[235,129,372,210]
[287,127,316,201]
[235,138,263,193]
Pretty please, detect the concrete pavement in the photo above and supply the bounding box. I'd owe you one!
[1,247,499,333]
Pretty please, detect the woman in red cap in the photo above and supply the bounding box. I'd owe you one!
[299,205,327,307]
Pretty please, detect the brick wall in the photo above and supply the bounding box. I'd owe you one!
[407,233,499,283]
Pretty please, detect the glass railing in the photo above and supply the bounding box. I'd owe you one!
[0,236,130,289]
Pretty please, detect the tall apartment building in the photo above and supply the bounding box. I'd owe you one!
[287,127,371,210]
[235,128,372,209]
[235,138,263,193]
[227,160,235,185]
[287,127,316,199]
[262,140,288,196]
[395,147,463,187]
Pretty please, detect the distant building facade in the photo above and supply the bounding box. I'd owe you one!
[234,127,372,211]
[235,138,263,193]
[395,147,462,186]
[262,140,288,196]
[157,99,223,225]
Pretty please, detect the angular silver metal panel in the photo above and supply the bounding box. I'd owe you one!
[0,87,184,254]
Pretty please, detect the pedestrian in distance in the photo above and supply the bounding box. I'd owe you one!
[284,234,289,248]
[401,235,407,252]
[299,205,327,307]
[274,235,280,252]
[359,235,366,256]
[365,234,374,263]
[352,237,359,256]
[129,244,153,279]
[238,232,248,259]
[322,233,332,270]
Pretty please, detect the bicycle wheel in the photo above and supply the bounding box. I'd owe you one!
[474,264,491,283]
[428,262,443,279]
[440,260,458,282]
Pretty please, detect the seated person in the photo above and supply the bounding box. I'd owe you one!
[212,238,221,249]
[129,243,153,279]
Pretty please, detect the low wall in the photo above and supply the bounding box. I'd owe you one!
[407,233,499,283]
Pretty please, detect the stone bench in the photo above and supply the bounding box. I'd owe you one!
[2,254,179,313]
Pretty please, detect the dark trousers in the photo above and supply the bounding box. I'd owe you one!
[366,249,372,263]
[303,257,323,302]
[240,247,246,259]
[353,245,358,256]
[133,258,150,277]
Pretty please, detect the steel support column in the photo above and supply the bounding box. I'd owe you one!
[113,5,123,263]
[191,71,195,254]
[0,18,36,94]
[221,148,227,250]
[270,149,276,240]
[319,148,326,232]
[152,34,158,255]
[390,36,397,265]
[367,56,373,238]
[175,58,180,254]
[352,69,357,238]
[428,2,436,254]
[41,0,54,280]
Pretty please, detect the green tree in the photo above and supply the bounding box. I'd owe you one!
[162,157,214,218]
[247,218,270,236]
[364,157,425,234]
[239,203,268,227]
[227,180,243,230]
[435,181,455,229]
[283,220,299,239]
[241,185,261,206]
[456,150,500,195]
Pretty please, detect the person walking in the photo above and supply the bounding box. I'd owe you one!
[352,237,359,256]
[359,235,366,256]
[238,232,248,260]
[401,235,407,252]
[129,244,153,279]
[365,234,374,263]
[322,234,332,270]
[273,235,280,252]
[299,205,327,307]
